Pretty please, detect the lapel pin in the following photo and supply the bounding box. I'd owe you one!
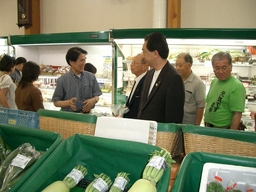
[155,81,161,87]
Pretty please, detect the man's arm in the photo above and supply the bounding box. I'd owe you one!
[230,112,242,130]
[195,107,204,125]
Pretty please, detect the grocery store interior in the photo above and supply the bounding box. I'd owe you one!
[0,1,256,192]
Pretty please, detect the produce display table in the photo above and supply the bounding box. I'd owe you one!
[18,134,171,192]
[171,152,256,192]
[0,124,62,192]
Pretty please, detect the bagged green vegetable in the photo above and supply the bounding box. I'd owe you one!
[0,136,11,165]
[0,143,42,192]
[206,174,225,192]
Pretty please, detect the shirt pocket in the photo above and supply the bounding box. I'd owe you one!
[185,90,193,102]
[82,85,93,98]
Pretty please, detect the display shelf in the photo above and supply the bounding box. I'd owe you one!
[36,71,113,111]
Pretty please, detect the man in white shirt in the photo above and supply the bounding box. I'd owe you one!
[123,53,149,119]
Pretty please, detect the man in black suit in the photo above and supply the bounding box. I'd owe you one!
[123,53,149,119]
[138,32,185,123]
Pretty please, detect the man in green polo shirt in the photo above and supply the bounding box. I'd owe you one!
[204,51,246,129]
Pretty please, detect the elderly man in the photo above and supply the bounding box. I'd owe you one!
[204,51,246,129]
[123,53,149,119]
[175,53,206,125]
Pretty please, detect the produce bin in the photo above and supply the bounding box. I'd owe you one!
[0,124,62,192]
[18,134,171,192]
[171,152,256,192]
[183,124,256,157]
[38,109,97,139]
[156,123,184,158]
[0,107,39,129]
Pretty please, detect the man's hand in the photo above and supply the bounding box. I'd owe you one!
[82,98,95,113]
[69,97,77,111]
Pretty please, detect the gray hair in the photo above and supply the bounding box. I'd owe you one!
[211,51,232,66]
[177,52,193,65]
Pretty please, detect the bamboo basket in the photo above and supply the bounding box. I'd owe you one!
[183,125,256,157]
[38,109,97,139]
[156,123,183,157]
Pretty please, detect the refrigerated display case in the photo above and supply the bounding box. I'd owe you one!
[10,31,115,115]
[0,36,14,57]
[110,28,256,129]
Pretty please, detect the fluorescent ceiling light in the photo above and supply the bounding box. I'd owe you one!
[114,39,256,46]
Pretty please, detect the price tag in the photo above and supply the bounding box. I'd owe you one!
[147,156,165,170]
[113,177,127,190]
[93,178,108,192]
[66,168,84,184]
[11,154,32,169]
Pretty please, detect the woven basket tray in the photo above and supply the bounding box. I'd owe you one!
[39,116,96,139]
[156,131,176,152]
[156,123,183,158]
[184,133,256,157]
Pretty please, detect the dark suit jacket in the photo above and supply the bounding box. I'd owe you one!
[123,75,146,119]
[138,61,185,123]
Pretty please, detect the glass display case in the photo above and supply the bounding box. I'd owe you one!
[0,36,14,57]
[10,31,113,115]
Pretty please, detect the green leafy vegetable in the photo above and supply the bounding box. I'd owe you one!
[206,181,225,192]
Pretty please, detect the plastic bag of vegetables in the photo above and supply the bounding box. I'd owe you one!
[85,173,112,192]
[128,149,175,192]
[42,165,88,192]
[0,143,42,191]
[0,136,11,165]
[206,171,225,192]
[109,172,130,192]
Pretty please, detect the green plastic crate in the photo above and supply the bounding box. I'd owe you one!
[18,134,171,192]
[171,152,256,192]
[0,124,62,192]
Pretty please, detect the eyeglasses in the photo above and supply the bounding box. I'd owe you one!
[131,60,143,65]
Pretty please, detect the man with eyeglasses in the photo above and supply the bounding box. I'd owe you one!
[123,53,149,119]
[204,51,246,129]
